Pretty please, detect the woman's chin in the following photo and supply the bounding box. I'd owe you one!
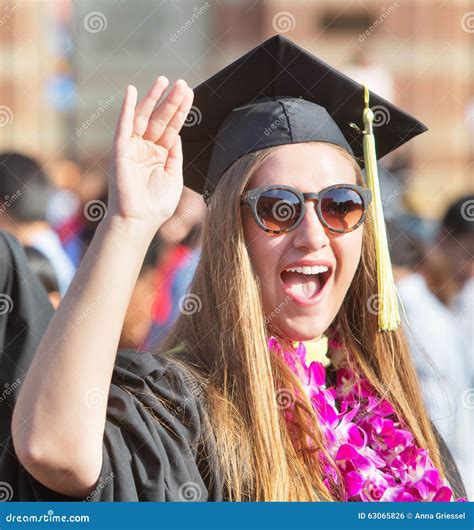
[268,316,331,343]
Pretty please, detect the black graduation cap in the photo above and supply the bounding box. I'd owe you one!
[181,34,427,199]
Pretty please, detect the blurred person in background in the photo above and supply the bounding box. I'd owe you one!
[46,159,82,231]
[438,196,474,478]
[420,242,457,308]
[438,194,474,304]
[387,217,472,498]
[52,160,109,268]
[425,195,474,310]
[24,247,62,309]
[119,236,163,351]
[0,232,54,448]
[145,186,205,349]
[0,152,75,294]
[439,196,474,498]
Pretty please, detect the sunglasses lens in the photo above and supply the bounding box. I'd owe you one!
[320,188,365,232]
[256,189,302,232]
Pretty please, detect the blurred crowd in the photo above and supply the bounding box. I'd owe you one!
[0,150,472,496]
[0,151,205,351]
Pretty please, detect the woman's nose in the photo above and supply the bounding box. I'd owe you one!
[292,200,330,250]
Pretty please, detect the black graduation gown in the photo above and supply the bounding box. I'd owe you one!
[0,348,224,501]
[0,347,467,502]
[0,232,54,449]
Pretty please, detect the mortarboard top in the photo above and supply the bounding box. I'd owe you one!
[181,34,427,199]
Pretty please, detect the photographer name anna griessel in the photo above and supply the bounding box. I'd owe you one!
[415,512,466,520]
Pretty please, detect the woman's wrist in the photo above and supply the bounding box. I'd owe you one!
[99,214,159,249]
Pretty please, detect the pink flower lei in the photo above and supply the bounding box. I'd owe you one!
[268,335,466,502]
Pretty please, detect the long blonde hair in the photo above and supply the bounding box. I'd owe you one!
[158,142,444,501]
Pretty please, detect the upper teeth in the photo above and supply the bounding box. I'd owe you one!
[285,265,329,275]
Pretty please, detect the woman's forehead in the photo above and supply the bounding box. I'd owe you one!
[249,143,357,190]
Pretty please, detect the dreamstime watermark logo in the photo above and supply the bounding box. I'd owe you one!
[452,111,474,136]
[275,388,295,410]
[178,481,202,501]
[362,479,385,502]
[176,373,204,415]
[264,295,292,325]
[461,388,474,410]
[359,2,399,42]
[461,11,474,33]
[84,11,107,33]
[169,2,210,42]
[0,1,21,27]
[202,187,212,206]
[382,189,399,208]
[84,199,107,222]
[272,11,296,33]
[74,290,110,326]
[0,190,22,215]
[184,105,202,127]
[166,206,194,230]
[456,301,473,322]
[5,510,89,523]
[84,472,115,501]
[367,294,382,315]
[371,105,391,127]
[75,96,116,136]
[352,406,372,426]
[0,481,13,501]
[0,105,13,127]
[0,294,14,315]
[178,293,202,315]
[0,378,21,403]
[460,199,474,221]
[84,388,106,410]
[272,199,296,222]
[182,372,204,401]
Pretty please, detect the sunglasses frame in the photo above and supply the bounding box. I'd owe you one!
[240,184,373,234]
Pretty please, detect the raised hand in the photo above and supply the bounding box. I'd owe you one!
[109,77,194,234]
[11,77,195,498]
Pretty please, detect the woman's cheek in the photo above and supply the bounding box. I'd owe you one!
[334,232,363,294]
[243,222,269,282]
[243,227,282,312]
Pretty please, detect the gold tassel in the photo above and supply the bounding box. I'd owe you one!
[362,85,400,331]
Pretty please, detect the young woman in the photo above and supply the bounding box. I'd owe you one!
[5,36,466,502]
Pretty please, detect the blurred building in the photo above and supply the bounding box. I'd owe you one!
[0,0,472,217]
[0,0,71,160]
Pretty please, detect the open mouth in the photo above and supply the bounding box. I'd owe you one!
[280,265,332,301]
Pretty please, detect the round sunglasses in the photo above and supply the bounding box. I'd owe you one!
[240,184,373,234]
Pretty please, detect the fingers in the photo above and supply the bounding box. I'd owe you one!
[115,85,137,143]
[133,76,169,137]
[164,134,183,177]
[142,79,189,143]
[157,86,194,151]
